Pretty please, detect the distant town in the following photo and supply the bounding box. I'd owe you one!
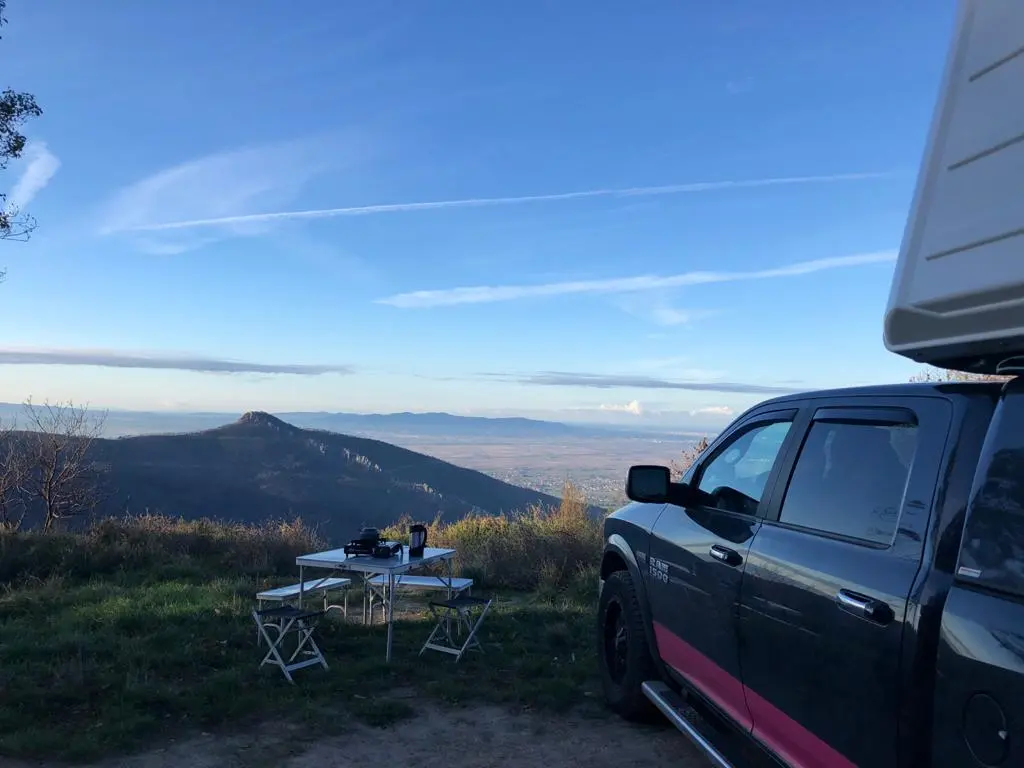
[492,467,627,509]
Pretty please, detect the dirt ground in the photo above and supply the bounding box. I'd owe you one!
[4,702,710,768]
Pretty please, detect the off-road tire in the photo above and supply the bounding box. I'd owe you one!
[597,569,657,721]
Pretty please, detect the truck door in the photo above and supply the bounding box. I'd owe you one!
[933,378,1024,768]
[737,397,951,768]
[647,407,798,732]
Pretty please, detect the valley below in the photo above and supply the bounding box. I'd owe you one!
[371,433,701,507]
[0,403,708,531]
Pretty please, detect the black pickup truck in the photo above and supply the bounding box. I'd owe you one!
[597,379,1024,768]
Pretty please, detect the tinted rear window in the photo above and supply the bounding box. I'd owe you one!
[958,382,1024,598]
[779,421,917,546]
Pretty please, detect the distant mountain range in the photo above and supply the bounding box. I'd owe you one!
[0,402,694,439]
[278,410,591,438]
[76,412,573,542]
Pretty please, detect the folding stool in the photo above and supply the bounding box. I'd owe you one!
[252,605,328,683]
[255,577,351,645]
[419,595,493,662]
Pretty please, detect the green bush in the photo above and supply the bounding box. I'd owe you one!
[0,514,323,586]
[0,481,603,593]
[382,480,603,591]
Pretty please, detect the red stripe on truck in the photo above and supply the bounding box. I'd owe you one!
[652,621,856,768]
[653,621,753,729]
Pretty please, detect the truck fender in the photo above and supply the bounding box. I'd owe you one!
[601,534,662,665]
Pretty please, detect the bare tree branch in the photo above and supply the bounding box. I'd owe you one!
[671,435,710,481]
[0,415,28,530]
[0,200,36,243]
[0,1,43,245]
[19,398,109,531]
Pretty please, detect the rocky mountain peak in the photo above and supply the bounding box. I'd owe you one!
[237,411,293,431]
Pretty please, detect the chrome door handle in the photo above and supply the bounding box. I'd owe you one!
[709,545,742,567]
[837,590,871,612]
[836,589,893,624]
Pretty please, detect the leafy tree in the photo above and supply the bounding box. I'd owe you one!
[0,0,43,249]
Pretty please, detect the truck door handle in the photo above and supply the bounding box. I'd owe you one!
[836,589,893,624]
[709,545,742,567]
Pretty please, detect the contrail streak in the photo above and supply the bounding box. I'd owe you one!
[119,171,894,233]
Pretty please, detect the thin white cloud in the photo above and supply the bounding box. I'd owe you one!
[6,142,60,212]
[116,171,892,233]
[599,400,644,416]
[380,250,897,309]
[692,405,735,417]
[97,135,363,253]
[613,292,720,326]
[485,371,803,395]
[649,306,696,326]
[622,355,692,370]
[620,358,727,381]
[0,347,354,375]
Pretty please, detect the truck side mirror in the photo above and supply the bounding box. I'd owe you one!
[626,465,672,503]
[627,464,705,507]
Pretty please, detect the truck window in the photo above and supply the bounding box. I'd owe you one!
[958,387,1024,599]
[778,421,918,545]
[697,420,792,515]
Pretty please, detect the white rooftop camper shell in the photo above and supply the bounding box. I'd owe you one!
[884,0,1024,374]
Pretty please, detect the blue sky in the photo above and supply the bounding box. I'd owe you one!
[0,0,956,427]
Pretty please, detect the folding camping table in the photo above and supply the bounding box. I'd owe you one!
[295,545,457,663]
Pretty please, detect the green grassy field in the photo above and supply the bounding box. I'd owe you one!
[0,498,605,762]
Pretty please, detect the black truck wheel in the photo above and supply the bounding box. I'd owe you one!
[597,569,657,720]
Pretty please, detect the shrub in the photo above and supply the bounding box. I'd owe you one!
[0,513,322,586]
[382,480,602,591]
[0,481,603,593]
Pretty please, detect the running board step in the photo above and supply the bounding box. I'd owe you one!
[642,680,735,768]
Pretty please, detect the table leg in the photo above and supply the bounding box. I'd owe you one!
[445,557,454,637]
[298,565,305,609]
[257,598,263,646]
[362,574,368,625]
[385,571,395,663]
